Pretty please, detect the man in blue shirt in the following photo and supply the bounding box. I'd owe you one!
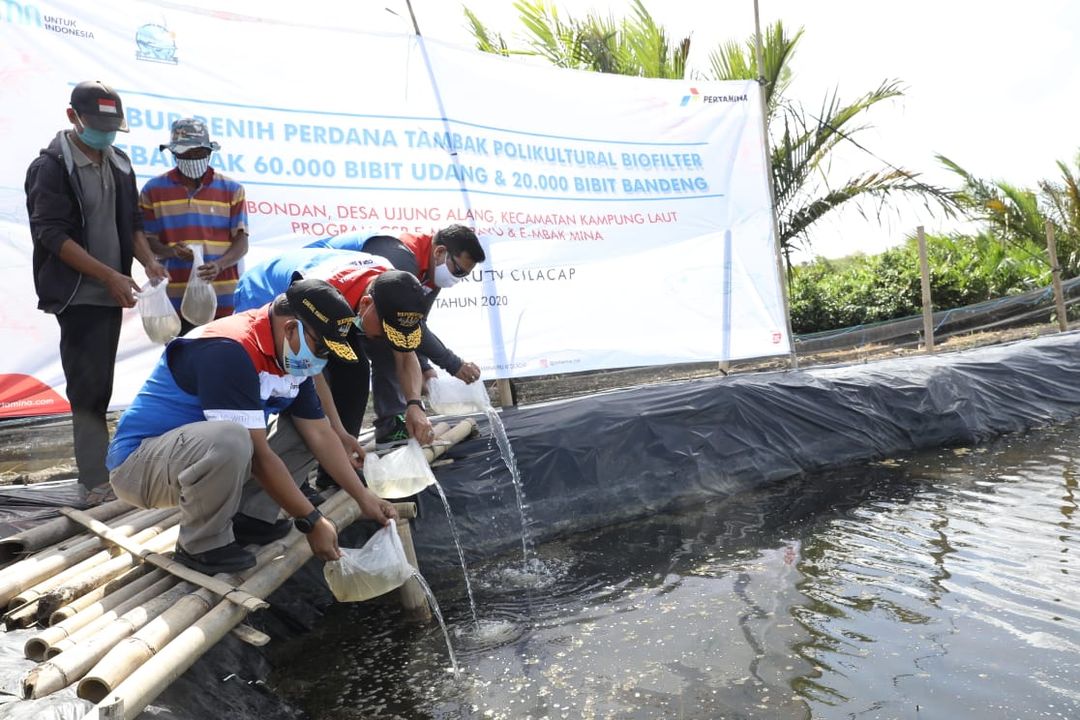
[107,278,399,574]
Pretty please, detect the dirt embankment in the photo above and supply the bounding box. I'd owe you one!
[0,322,1065,485]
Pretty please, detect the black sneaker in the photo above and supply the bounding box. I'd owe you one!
[232,513,294,545]
[174,542,256,574]
[314,467,339,492]
[299,481,326,507]
[374,414,410,450]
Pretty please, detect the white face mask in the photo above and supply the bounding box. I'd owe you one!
[433,262,462,289]
[175,155,211,180]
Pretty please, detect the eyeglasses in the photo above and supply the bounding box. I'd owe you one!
[445,253,470,278]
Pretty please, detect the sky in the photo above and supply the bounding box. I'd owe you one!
[390,0,1080,261]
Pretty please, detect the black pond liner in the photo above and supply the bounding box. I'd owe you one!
[2,330,1080,719]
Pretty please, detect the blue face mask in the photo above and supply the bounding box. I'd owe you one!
[77,126,117,150]
[281,320,328,377]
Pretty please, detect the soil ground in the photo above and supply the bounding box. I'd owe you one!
[0,321,1065,486]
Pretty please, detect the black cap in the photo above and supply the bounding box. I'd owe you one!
[285,278,359,362]
[370,270,426,352]
[70,81,128,132]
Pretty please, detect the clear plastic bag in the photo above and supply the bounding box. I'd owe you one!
[180,244,217,326]
[426,375,491,415]
[364,438,436,499]
[136,278,181,344]
[323,521,415,602]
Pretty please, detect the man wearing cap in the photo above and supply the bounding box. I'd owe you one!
[304,226,486,444]
[24,81,167,504]
[234,252,436,461]
[140,118,249,335]
[105,278,398,574]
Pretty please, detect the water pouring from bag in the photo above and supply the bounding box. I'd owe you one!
[426,374,492,416]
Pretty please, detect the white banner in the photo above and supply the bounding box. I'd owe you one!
[0,0,790,418]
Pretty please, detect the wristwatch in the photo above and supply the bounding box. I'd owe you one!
[294,507,324,534]
[406,398,425,410]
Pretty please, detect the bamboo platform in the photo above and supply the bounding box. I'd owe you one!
[0,418,476,720]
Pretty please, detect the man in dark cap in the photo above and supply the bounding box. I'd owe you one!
[234,253,436,496]
[24,80,167,505]
[106,278,398,574]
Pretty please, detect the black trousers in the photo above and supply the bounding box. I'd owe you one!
[56,304,123,489]
[323,333,370,438]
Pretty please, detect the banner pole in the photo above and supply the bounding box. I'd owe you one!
[753,0,798,369]
[403,0,515,406]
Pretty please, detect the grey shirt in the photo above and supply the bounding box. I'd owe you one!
[65,132,122,307]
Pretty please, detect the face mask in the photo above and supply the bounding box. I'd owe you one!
[433,262,463,289]
[355,305,370,336]
[176,155,211,180]
[281,320,328,377]
[77,126,117,150]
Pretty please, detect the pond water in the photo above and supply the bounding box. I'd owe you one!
[272,421,1080,719]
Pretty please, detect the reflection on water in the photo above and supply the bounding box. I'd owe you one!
[272,422,1080,719]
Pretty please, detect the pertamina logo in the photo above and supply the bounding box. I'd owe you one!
[136,21,178,64]
[680,86,749,107]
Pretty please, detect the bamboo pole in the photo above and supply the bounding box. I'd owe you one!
[92,488,367,719]
[25,568,167,661]
[917,226,935,353]
[395,512,429,623]
[5,514,179,627]
[78,541,289,702]
[0,499,132,564]
[424,418,476,464]
[49,563,154,626]
[495,379,514,408]
[80,421,470,714]
[1046,221,1069,332]
[58,508,267,613]
[0,508,172,610]
[45,573,179,659]
[24,582,190,698]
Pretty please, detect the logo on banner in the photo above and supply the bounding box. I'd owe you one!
[3,2,95,38]
[3,1,41,27]
[680,87,701,106]
[135,22,178,64]
[680,86,749,107]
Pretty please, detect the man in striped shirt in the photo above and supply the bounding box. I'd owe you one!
[140,118,249,335]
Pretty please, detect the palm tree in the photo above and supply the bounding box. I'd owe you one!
[707,21,961,265]
[465,3,962,264]
[466,0,689,78]
[942,151,1080,276]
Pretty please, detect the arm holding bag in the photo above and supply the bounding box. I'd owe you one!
[180,243,217,326]
[323,522,415,602]
[137,278,181,344]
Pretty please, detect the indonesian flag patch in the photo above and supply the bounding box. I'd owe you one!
[97,99,118,114]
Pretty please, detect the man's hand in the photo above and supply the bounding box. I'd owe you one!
[171,244,194,262]
[305,517,341,561]
[106,271,141,308]
[338,429,365,469]
[143,259,168,283]
[356,489,399,525]
[454,361,482,384]
[405,404,434,445]
[196,260,222,281]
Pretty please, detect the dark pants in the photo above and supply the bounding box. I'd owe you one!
[56,305,122,489]
[364,335,407,438]
[324,333,370,438]
[317,333,369,488]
